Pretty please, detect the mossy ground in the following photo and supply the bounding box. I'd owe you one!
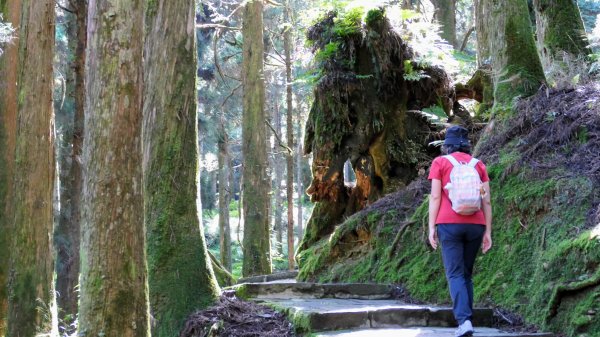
[298,85,600,337]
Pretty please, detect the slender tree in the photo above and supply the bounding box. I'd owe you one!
[7,0,57,336]
[242,0,272,276]
[272,90,285,255]
[144,0,221,335]
[431,0,457,48]
[54,0,86,323]
[218,117,233,271]
[532,0,590,67]
[0,1,20,334]
[79,0,149,335]
[284,0,295,270]
[480,0,545,108]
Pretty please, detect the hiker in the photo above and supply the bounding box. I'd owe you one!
[427,125,493,337]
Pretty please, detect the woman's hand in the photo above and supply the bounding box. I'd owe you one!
[429,228,438,250]
[482,231,492,253]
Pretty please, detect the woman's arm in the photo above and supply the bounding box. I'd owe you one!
[481,181,493,253]
[428,179,442,250]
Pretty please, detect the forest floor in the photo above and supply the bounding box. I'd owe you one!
[180,292,296,337]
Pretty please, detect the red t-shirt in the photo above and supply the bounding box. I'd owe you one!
[428,152,490,225]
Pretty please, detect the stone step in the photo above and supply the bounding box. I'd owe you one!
[258,298,494,333]
[234,282,394,300]
[312,327,554,337]
[237,270,299,284]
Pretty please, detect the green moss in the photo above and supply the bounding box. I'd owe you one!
[535,0,590,60]
[365,8,385,29]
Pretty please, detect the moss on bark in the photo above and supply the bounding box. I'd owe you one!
[298,9,453,254]
[533,0,591,67]
[7,0,57,336]
[143,1,220,336]
[79,0,149,336]
[486,0,545,109]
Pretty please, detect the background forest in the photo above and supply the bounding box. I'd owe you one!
[1,0,600,337]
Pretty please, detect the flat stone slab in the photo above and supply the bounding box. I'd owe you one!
[313,328,554,337]
[237,271,299,284]
[259,298,493,332]
[235,282,394,300]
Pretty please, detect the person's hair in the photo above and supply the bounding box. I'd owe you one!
[442,144,472,155]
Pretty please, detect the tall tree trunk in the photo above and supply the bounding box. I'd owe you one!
[218,118,233,271]
[431,0,457,48]
[55,0,86,324]
[272,93,284,255]
[474,0,490,67]
[79,0,149,336]
[143,1,221,336]
[7,0,57,336]
[482,0,546,108]
[284,0,295,271]
[296,106,304,247]
[242,0,272,277]
[532,0,590,67]
[0,1,20,334]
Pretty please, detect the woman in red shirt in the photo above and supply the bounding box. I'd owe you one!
[428,125,493,337]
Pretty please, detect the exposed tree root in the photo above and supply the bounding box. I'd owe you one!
[546,269,600,320]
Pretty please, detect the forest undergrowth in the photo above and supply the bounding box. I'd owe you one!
[297,83,600,337]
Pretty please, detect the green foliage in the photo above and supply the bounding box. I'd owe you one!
[315,42,340,62]
[403,60,429,81]
[333,7,364,37]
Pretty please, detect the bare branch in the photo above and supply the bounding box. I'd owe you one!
[265,119,293,156]
[221,83,242,108]
[55,1,75,13]
[197,23,240,31]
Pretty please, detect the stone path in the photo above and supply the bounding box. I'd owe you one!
[232,274,554,337]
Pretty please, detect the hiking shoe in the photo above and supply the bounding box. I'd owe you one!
[454,319,474,337]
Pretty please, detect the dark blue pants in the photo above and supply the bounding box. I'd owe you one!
[437,224,485,325]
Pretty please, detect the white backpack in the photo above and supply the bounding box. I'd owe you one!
[443,155,482,215]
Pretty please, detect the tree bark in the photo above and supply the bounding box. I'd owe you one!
[272,91,284,255]
[242,0,272,277]
[482,0,546,107]
[431,0,457,48]
[284,0,295,271]
[79,0,149,336]
[55,0,86,324]
[218,118,233,271]
[0,1,20,334]
[296,97,304,245]
[532,0,591,67]
[143,1,220,336]
[7,0,57,336]
[474,0,490,67]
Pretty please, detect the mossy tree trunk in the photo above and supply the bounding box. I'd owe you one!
[431,0,457,48]
[482,0,545,108]
[143,0,221,335]
[242,0,272,277]
[296,99,304,245]
[55,0,86,324]
[297,11,453,253]
[0,1,20,334]
[284,0,295,270]
[7,0,57,336]
[79,0,149,336]
[532,0,590,67]
[218,117,233,271]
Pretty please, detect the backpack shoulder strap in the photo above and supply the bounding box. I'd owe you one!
[467,158,479,168]
[444,155,461,167]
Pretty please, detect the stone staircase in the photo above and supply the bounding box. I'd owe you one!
[231,273,554,337]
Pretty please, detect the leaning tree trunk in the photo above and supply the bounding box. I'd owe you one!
[54,0,86,324]
[0,1,20,334]
[284,0,295,270]
[79,0,149,336]
[532,0,591,68]
[218,117,233,271]
[143,0,221,335]
[431,0,457,48]
[7,1,57,336]
[483,0,546,108]
[242,0,272,277]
